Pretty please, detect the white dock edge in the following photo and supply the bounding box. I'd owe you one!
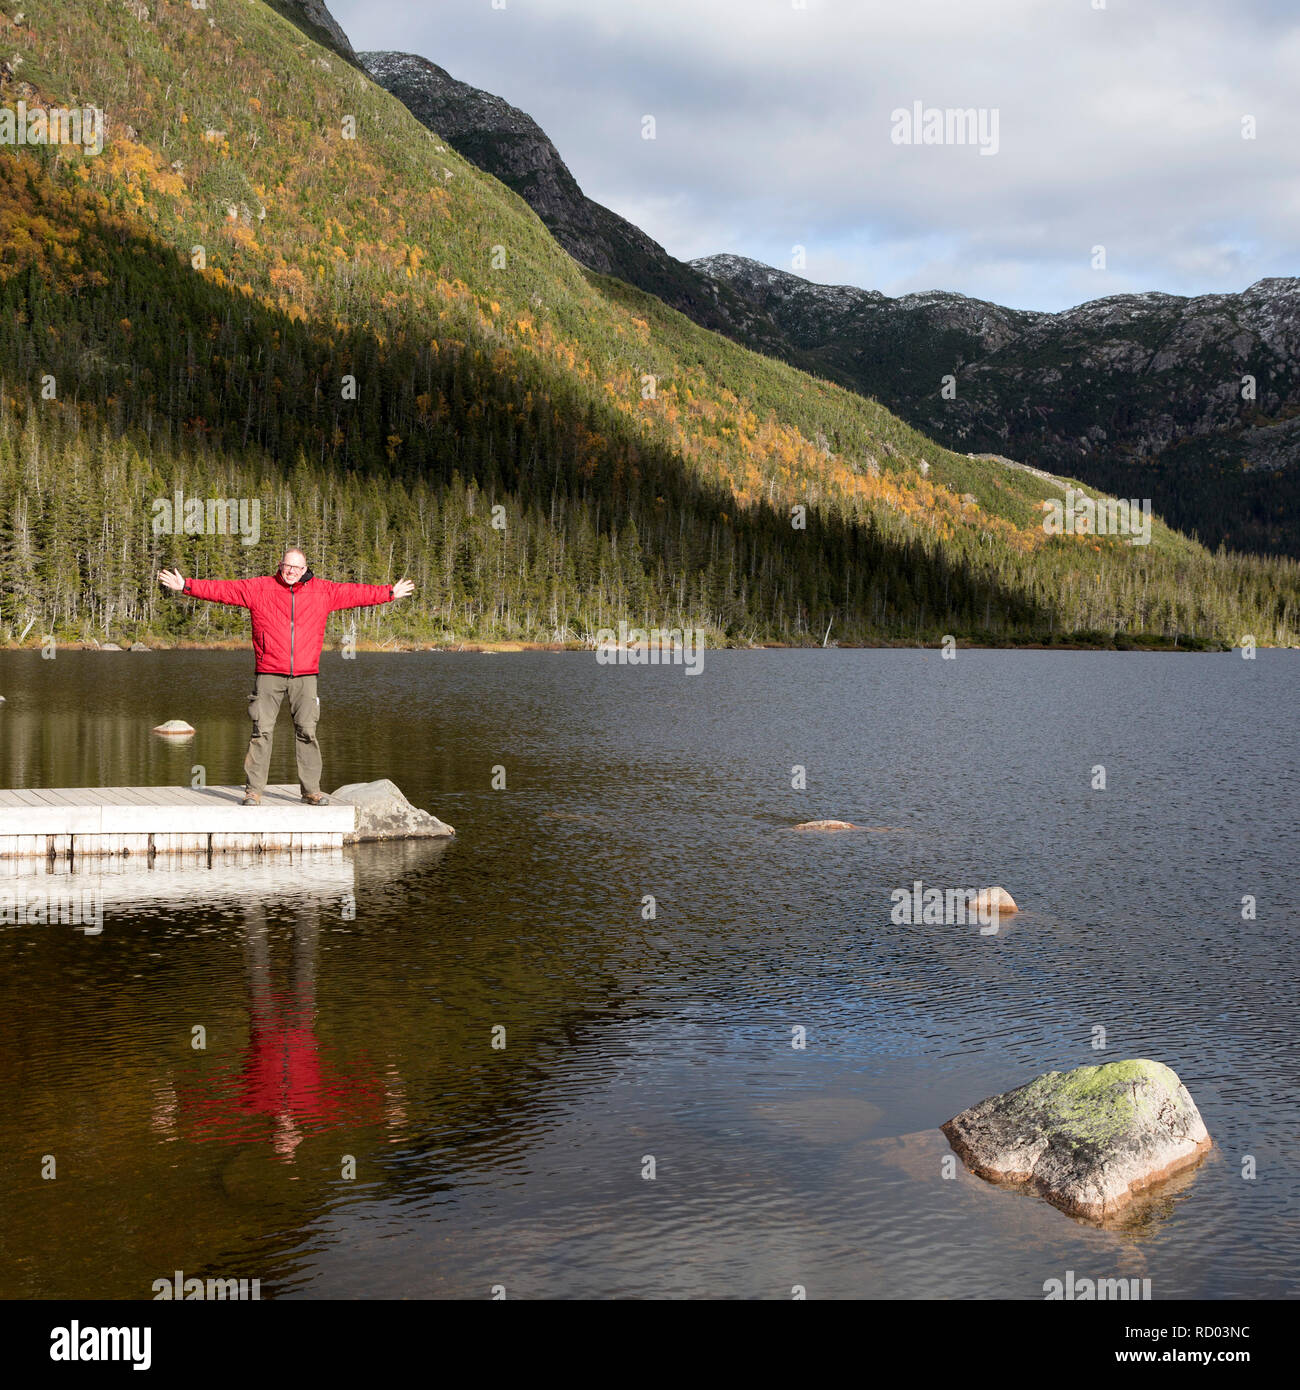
[0,786,355,858]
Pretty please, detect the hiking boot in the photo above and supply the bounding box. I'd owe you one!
[302,791,329,806]
[241,791,262,806]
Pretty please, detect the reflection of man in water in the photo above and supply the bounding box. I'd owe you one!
[245,900,333,1158]
[157,902,404,1158]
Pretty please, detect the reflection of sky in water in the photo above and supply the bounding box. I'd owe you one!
[0,650,1295,1298]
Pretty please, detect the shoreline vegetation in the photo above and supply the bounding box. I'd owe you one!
[0,633,1281,655]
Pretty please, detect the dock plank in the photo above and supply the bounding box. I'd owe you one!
[112,788,161,806]
[29,789,74,806]
[65,789,136,807]
[144,787,202,806]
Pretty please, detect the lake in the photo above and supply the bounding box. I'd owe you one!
[0,647,1295,1299]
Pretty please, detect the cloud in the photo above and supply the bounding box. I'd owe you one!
[332,0,1300,310]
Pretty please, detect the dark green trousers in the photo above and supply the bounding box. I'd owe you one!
[243,674,321,796]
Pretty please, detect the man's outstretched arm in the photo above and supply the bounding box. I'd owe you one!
[157,568,252,607]
[325,577,415,611]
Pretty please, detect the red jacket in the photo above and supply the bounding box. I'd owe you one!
[183,570,394,675]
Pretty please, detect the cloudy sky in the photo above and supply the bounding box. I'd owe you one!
[331,0,1298,312]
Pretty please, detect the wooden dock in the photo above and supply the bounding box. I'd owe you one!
[0,786,355,858]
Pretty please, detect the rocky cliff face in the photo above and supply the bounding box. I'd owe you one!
[265,1,360,66]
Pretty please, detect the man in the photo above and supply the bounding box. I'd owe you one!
[158,550,414,805]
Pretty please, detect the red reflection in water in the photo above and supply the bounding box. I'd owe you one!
[159,902,401,1159]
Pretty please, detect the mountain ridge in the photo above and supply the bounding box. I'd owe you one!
[688,254,1300,555]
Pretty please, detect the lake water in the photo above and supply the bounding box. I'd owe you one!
[0,648,1295,1299]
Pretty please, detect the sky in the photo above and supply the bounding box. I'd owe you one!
[330,0,1299,313]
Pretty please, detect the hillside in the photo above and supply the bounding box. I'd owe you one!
[0,0,1295,651]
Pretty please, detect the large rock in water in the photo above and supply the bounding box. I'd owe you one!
[941,1059,1211,1222]
[329,779,455,843]
[972,886,1018,915]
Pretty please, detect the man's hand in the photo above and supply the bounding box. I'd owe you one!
[158,568,185,592]
[392,578,415,600]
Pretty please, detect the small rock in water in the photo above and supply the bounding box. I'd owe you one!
[100,642,123,651]
[330,778,455,842]
[130,642,150,652]
[972,886,1018,914]
[941,1059,1211,1222]
[792,819,859,831]
[152,719,195,736]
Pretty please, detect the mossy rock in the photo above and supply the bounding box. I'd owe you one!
[941,1059,1211,1223]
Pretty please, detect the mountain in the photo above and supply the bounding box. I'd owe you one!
[0,0,1294,652]
[358,36,1299,558]
[691,256,1300,557]
[358,51,778,346]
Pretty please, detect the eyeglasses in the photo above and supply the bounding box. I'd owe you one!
[280,562,306,573]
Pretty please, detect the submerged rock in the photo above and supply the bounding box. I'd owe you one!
[792,819,859,831]
[753,1096,883,1144]
[941,1059,1211,1222]
[152,719,195,736]
[330,778,456,843]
